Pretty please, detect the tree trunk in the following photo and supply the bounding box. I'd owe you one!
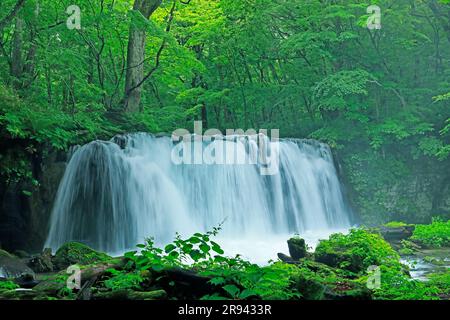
[124,0,162,112]
[11,16,24,88]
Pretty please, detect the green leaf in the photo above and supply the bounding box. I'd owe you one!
[165,244,176,253]
[222,284,240,298]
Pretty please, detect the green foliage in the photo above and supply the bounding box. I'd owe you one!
[427,270,450,295]
[315,229,400,274]
[0,281,19,290]
[103,269,143,291]
[366,265,440,300]
[411,218,450,248]
[125,226,299,300]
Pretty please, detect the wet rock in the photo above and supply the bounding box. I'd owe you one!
[277,253,297,264]
[0,253,35,281]
[28,248,54,273]
[287,237,307,260]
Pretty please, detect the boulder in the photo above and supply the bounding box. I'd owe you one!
[277,253,297,264]
[293,274,326,300]
[287,237,307,260]
[324,282,372,300]
[53,242,111,270]
[314,250,364,273]
[0,252,35,281]
[380,225,415,242]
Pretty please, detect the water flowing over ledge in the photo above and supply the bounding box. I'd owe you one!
[45,133,352,261]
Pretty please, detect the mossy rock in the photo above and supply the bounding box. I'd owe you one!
[53,242,111,270]
[324,281,372,300]
[0,254,35,280]
[314,250,364,273]
[314,229,399,274]
[0,249,13,258]
[294,274,326,300]
[287,237,307,260]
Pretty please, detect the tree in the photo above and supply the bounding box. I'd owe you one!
[124,0,162,112]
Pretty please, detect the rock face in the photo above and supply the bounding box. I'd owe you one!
[53,242,111,270]
[287,237,307,260]
[0,148,66,253]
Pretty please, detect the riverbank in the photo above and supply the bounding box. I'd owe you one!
[1,220,448,301]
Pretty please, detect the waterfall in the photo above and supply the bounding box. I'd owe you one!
[45,133,352,259]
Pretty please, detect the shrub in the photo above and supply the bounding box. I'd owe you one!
[411,218,450,248]
[315,229,400,274]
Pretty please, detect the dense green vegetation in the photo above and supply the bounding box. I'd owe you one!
[412,218,450,247]
[0,0,449,225]
[1,224,448,300]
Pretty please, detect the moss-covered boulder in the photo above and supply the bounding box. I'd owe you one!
[380,222,415,242]
[0,249,13,258]
[314,229,400,274]
[323,282,372,300]
[287,237,307,260]
[53,242,111,270]
[292,259,371,300]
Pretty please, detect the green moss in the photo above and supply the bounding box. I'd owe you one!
[53,242,111,270]
[314,229,400,274]
[383,221,412,228]
[0,280,19,290]
[398,248,415,255]
[0,249,13,258]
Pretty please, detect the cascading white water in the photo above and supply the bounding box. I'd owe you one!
[45,133,352,262]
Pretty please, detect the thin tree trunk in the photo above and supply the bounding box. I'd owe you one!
[124,0,161,112]
[11,16,24,88]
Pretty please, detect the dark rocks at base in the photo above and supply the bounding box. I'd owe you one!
[287,237,307,260]
[0,148,66,253]
[28,248,54,273]
[0,251,35,281]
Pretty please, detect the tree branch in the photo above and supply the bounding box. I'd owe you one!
[0,0,26,31]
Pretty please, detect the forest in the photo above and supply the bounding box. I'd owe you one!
[0,0,449,303]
